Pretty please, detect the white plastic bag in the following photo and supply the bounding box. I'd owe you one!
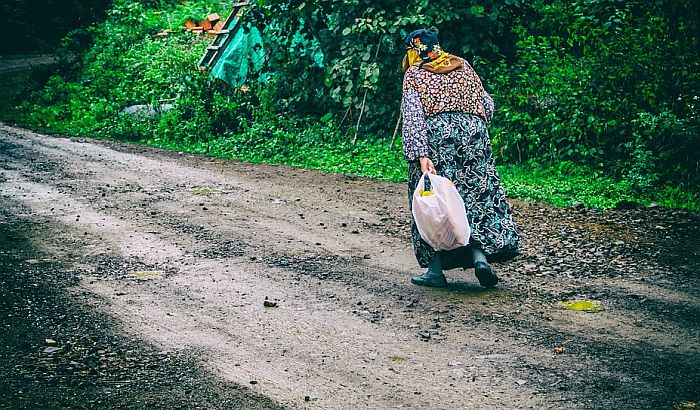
[412,172,471,251]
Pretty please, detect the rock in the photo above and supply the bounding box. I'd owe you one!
[120,104,174,118]
[43,346,62,354]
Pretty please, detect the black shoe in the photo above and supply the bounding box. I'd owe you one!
[474,261,498,287]
[411,271,448,287]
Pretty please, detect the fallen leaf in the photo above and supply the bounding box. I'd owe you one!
[131,270,164,279]
[558,300,604,312]
[554,346,565,354]
[190,186,221,195]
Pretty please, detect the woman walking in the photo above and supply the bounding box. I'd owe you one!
[401,29,520,288]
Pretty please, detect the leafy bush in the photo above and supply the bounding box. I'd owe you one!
[489,1,699,190]
[2,0,698,211]
[247,0,527,135]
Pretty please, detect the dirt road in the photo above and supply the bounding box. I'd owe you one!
[1,123,698,409]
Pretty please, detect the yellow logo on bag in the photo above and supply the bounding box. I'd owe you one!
[418,189,434,197]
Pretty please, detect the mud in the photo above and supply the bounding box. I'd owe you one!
[1,123,698,409]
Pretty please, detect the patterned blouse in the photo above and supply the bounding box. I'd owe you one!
[401,58,494,162]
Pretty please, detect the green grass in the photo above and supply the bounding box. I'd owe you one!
[498,163,699,211]
[1,0,696,213]
[136,120,699,212]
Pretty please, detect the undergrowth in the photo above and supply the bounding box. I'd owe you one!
[139,117,699,212]
[1,0,697,212]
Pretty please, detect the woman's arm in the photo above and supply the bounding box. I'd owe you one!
[402,89,436,174]
[401,90,429,162]
[401,70,430,161]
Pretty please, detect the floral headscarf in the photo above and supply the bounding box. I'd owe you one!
[402,28,462,74]
[406,29,441,61]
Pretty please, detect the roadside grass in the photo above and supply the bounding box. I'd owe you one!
[0,0,695,213]
[498,163,699,211]
[3,98,696,211]
[2,81,696,211]
[137,120,699,212]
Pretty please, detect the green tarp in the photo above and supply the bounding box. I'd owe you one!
[210,25,266,87]
[209,21,324,87]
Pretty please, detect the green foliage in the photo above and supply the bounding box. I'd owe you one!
[2,0,698,212]
[247,0,524,133]
[497,161,698,210]
[141,119,699,211]
[248,0,699,192]
[5,0,233,142]
[489,0,699,190]
[142,116,406,182]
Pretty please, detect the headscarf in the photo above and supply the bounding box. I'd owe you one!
[402,29,462,74]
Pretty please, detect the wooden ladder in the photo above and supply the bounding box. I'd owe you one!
[198,2,251,68]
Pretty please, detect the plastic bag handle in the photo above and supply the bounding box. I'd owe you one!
[420,171,435,192]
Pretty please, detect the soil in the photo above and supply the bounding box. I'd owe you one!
[1,123,698,409]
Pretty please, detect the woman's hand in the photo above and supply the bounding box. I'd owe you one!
[419,157,437,175]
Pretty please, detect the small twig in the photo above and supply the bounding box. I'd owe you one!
[353,35,383,144]
[352,90,369,144]
[339,104,352,128]
[390,111,402,149]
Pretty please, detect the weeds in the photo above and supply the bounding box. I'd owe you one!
[1,0,697,212]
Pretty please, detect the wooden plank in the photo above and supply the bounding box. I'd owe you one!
[208,17,244,67]
[198,3,250,67]
[199,19,212,30]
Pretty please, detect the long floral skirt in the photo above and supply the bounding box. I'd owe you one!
[408,112,520,270]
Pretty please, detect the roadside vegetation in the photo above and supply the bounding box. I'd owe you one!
[1,0,698,211]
